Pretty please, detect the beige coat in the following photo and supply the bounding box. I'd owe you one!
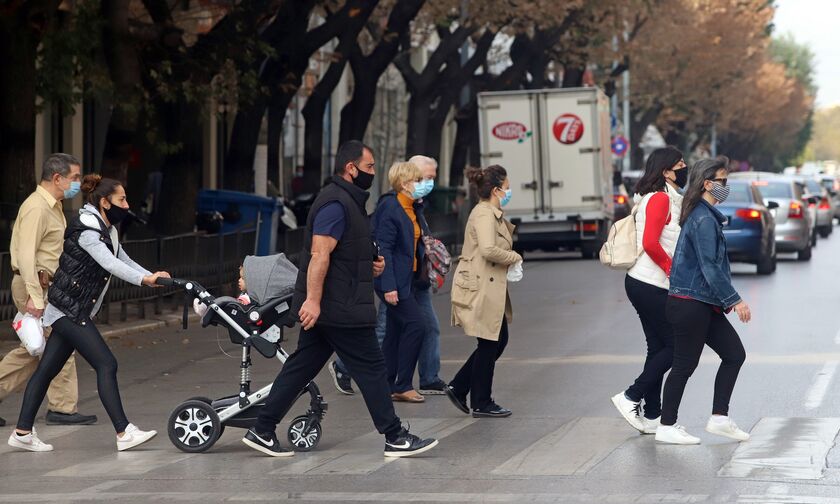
[451,201,521,341]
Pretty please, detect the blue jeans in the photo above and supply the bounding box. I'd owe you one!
[336,287,442,387]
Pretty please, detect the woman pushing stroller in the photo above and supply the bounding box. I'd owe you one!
[9,175,170,453]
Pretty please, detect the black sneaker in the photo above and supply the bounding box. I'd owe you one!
[0,416,5,427]
[242,428,295,457]
[384,428,439,458]
[444,385,469,414]
[328,361,355,395]
[472,403,512,418]
[45,410,98,425]
[419,378,447,395]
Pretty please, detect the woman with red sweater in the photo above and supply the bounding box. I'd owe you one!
[611,147,687,434]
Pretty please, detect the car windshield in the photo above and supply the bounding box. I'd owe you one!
[754,181,792,199]
[726,183,753,203]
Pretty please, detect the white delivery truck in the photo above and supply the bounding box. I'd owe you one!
[477,87,614,258]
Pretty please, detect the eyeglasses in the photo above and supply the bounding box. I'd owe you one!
[708,177,728,187]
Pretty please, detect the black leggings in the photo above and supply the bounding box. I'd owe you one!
[660,297,746,426]
[624,275,674,419]
[17,317,129,433]
[449,319,509,410]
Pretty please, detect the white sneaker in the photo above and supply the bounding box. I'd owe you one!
[641,416,660,435]
[655,424,701,445]
[8,429,54,452]
[117,423,157,451]
[705,416,750,442]
[610,392,645,432]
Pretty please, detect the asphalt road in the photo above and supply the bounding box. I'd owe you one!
[3,226,840,503]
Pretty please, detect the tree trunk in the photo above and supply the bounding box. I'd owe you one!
[337,0,426,144]
[0,8,41,219]
[157,101,204,235]
[302,2,376,192]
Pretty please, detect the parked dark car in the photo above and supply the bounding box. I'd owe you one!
[718,180,777,275]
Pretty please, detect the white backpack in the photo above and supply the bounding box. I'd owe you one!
[599,204,642,270]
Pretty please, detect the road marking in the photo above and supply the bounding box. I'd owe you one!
[805,361,839,409]
[269,417,475,476]
[442,353,840,365]
[492,417,635,476]
[6,491,840,503]
[718,417,840,480]
[45,451,195,478]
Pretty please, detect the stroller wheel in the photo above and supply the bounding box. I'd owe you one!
[185,396,213,404]
[168,400,223,453]
[287,416,322,452]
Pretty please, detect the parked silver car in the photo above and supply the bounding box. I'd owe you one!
[799,177,834,238]
[730,172,813,261]
[818,175,840,220]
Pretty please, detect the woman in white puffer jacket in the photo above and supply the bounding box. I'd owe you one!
[611,147,687,434]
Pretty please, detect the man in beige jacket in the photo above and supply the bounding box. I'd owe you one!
[0,154,97,427]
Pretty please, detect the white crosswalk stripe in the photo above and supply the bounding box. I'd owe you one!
[269,417,475,475]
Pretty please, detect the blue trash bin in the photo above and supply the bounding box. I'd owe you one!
[197,190,281,255]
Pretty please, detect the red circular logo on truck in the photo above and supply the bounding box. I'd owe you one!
[492,121,529,141]
[553,114,584,144]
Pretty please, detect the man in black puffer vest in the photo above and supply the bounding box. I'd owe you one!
[244,141,438,458]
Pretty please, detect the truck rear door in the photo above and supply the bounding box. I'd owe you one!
[540,89,608,215]
[478,92,541,216]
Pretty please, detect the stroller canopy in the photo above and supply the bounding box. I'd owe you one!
[242,253,298,304]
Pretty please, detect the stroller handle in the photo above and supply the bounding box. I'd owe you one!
[156,277,192,289]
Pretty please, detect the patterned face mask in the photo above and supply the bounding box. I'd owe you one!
[709,181,730,204]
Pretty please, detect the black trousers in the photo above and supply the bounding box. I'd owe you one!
[17,317,129,432]
[254,324,402,438]
[660,297,746,426]
[624,275,675,419]
[380,288,426,393]
[449,319,509,410]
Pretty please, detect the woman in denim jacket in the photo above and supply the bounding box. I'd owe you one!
[655,157,752,445]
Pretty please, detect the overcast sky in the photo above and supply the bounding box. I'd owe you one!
[774,0,840,108]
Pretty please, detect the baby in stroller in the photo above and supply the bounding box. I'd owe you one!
[162,254,327,453]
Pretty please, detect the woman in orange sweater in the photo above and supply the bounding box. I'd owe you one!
[373,161,428,403]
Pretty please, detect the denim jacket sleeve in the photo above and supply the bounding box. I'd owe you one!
[689,215,742,308]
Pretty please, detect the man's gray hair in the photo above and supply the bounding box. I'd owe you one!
[41,153,81,181]
[408,155,437,170]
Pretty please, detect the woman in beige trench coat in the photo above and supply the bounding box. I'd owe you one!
[445,165,522,418]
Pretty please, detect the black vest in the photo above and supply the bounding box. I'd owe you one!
[291,176,376,328]
[49,213,115,324]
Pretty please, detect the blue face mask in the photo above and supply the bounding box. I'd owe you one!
[416,179,434,198]
[63,180,81,200]
[410,182,424,200]
[500,188,512,207]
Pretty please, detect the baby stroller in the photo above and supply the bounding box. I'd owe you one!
[159,254,327,453]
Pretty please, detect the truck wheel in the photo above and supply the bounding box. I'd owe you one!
[580,242,601,260]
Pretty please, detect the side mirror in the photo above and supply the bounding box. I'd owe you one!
[766,201,780,210]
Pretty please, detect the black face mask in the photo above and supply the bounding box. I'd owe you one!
[672,168,688,189]
[352,166,375,191]
[104,202,130,226]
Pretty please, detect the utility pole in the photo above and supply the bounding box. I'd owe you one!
[622,67,631,171]
[710,121,718,157]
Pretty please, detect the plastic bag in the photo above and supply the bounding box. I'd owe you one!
[507,260,524,282]
[12,312,46,356]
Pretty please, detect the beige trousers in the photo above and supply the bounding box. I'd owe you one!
[0,275,78,413]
